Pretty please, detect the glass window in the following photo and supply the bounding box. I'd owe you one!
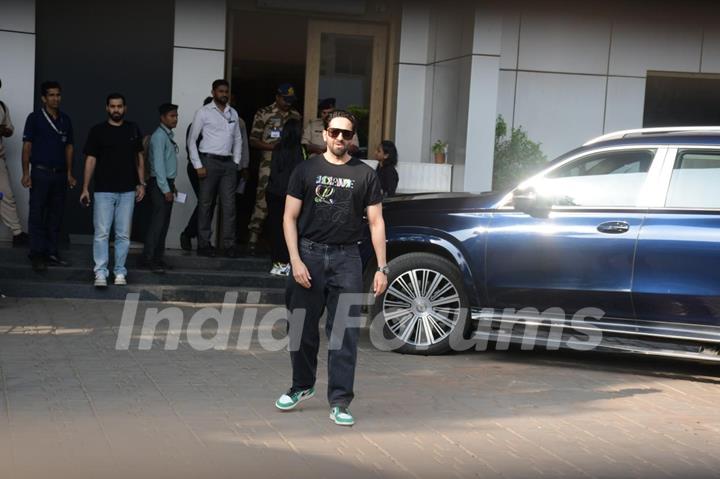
[319,33,373,157]
[528,149,655,207]
[666,150,720,208]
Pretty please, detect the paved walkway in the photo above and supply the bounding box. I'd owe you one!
[1,297,719,478]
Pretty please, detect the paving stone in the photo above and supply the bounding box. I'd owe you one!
[1,297,720,478]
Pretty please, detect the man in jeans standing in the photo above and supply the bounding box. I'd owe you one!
[80,93,145,288]
[21,81,76,272]
[187,79,245,258]
[276,110,388,426]
[142,103,178,273]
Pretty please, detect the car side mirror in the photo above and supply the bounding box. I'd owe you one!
[512,188,551,218]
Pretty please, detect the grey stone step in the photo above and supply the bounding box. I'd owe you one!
[0,263,287,289]
[0,245,272,272]
[0,279,285,304]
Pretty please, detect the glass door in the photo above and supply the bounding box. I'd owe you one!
[305,20,387,159]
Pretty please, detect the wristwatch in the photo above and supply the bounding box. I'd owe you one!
[377,265,390,275]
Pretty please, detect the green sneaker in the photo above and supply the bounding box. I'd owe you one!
[329,406,355,426]
[275,387,315,411]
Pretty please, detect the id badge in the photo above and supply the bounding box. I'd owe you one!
[270,129,281,139]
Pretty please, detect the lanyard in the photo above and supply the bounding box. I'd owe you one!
[161,127,179,154]
[213,106,234,124]
[41,108,66,137]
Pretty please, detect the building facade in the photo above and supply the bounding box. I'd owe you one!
[2,0,720,247]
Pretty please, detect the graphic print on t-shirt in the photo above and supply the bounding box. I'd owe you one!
[314,175,356,224]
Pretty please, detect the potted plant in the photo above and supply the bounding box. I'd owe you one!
[432,140,448,164]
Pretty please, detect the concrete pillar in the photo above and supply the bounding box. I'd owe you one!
[463,7,502,193]
[0,0,35,241]
[168,0,227,248]
[394,3,432,164]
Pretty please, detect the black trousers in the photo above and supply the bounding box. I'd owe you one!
[287,238,364,407]
[197,155,236,249]
[267,192,289,263]
[29,167,66,258]
[143,178,174,261]
[183,161,217,238]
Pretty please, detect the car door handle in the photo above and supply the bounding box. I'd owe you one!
[597,221,630,234]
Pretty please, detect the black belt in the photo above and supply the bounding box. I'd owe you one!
[200,152,233,161]
[34,164,66,174]
[300,238,359,251]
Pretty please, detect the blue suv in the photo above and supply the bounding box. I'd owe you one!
[369,127,720,360]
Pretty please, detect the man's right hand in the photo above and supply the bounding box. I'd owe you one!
[79,189,91,207]
[21,175,31,188]
[291,258,312,289]
[196,167,208,178]
[164,191,174,202]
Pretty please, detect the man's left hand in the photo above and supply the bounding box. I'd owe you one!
[136,184,145,202]
[67,175,77,189]
[373,271,388,297]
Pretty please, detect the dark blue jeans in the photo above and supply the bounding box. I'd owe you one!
[29,167,67,258]
[287,238,364,407]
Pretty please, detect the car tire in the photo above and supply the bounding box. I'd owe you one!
[371,252,471,355]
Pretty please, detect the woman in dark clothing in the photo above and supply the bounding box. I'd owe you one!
[374,140,399,197]
[266,119,305,276]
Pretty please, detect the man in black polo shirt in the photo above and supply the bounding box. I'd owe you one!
[21,81,76,272]
[80,93,145,288]
[275,110,388,427]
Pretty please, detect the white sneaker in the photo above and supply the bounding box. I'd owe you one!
[277,263,291,277]
[94,274,107,288]
[114,274,127,286]
[269,263,281,275]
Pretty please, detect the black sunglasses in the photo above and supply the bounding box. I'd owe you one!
[327,128,354,141]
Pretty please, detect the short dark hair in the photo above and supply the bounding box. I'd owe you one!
[212,79,229,90]
[40,81,61,97]
[106,92,126,106]
[323,110,357,132]
[158,103,178,115]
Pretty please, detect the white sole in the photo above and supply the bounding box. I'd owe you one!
[275,389,315,411]
[329,413,354,426]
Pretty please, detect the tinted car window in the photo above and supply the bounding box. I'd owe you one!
[532,149,655,207]
[665,150,720,208]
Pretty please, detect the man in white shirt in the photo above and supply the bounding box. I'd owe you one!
[187,79,245,257]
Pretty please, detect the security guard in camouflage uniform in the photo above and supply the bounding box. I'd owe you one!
[302,98,359,156]
[247,83,301,253]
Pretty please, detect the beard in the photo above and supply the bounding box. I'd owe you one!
[329,142,348,157]
[215,95,229,105]
[109,112,124,122]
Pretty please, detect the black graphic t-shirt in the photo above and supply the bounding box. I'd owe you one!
[84,121,143,193]
[287,155,383,245]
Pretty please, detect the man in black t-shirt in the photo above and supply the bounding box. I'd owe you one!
[275,110,388,427]
[80,93,145,288]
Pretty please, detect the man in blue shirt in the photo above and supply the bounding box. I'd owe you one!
[142,103,178,273]
[21,81,76,272]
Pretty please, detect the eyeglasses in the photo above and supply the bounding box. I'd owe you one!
[327,128,354,141]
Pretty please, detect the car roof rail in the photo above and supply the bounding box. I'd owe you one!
[584,126,720,146]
